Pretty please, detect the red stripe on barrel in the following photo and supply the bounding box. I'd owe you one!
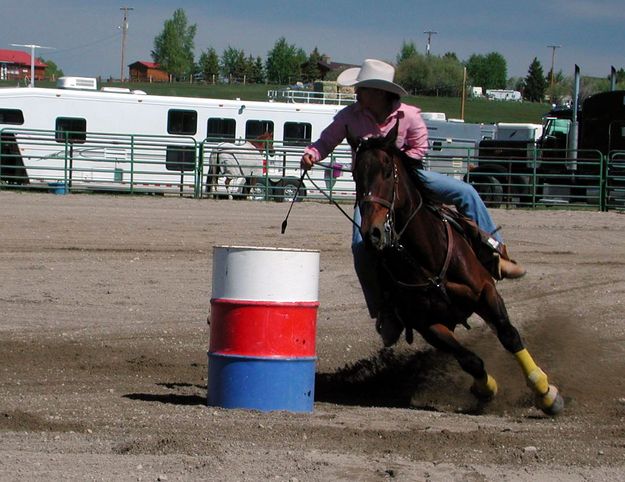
[209,298,318,357]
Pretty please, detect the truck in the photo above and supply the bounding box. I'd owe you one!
[466,69,625,210]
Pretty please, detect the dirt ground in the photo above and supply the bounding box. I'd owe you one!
[1,190,625,481]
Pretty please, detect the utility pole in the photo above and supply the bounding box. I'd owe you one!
[547,44,561,90]
[120,6,134,82]
[424,30,438,56]
[10,43,54,87]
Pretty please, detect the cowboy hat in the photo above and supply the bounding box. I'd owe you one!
[337,59,408,96]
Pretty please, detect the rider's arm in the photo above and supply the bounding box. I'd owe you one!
[303,118,347,165]
[402,109,429,161]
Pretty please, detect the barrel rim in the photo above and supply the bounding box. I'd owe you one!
[213,245,320,254]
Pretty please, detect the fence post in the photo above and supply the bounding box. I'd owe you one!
[600,153,607,212]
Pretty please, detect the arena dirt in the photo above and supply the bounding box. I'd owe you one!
[1,191,624,481]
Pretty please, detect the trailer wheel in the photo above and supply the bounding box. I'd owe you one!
[470,175,503,208]
[248,177,272,201]
[276,178,306,203]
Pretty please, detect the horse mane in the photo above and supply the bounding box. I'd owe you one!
[248,131,273,150]
[359,136,439,206]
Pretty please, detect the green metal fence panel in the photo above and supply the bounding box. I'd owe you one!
[2,127,621,211]
[1,128,198,196]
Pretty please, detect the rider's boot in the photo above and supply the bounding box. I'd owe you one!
[480,236,526,280]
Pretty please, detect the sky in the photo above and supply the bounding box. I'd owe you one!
[2,0,624,82]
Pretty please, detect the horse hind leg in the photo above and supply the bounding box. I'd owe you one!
[476,283,564,415]
[423,323,498,402]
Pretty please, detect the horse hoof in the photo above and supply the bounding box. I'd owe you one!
[536,384,564,416]
[470,374,498,402]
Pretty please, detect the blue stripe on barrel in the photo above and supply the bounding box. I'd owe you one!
[207,353,316,412]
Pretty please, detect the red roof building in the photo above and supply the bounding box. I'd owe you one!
[0,49,47,82]
[128,61,169,82]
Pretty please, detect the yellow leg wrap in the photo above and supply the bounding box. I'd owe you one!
[514,349,549,395]
[471,373,498,400]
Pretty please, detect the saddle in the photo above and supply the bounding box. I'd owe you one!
[435,204,511,279]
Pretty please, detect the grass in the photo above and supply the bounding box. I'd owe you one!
[0,79,552,125]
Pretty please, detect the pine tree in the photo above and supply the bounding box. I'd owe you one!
[524,57,547,102]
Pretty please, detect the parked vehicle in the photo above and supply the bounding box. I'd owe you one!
[466,69,625,209]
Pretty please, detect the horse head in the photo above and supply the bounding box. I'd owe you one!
[351,123,406,251]
[248,131,274,152]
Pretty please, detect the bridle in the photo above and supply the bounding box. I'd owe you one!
[358,151,424,247]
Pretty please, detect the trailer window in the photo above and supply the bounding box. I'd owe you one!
[245,120,274,141]
[165,145,196,171]
[283,122,312,146]
[207,118,236,141]
[0,109,24,125]
[55,117,86,144]
[168,110,197,135]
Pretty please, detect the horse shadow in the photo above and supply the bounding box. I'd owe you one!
[315,348,461,410]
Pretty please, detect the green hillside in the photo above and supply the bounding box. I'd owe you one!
[0,79,552,124]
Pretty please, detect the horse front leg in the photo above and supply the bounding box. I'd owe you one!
[422,323,498,402]
[476,283,564,415]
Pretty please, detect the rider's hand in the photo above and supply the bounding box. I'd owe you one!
[300,153,315,171]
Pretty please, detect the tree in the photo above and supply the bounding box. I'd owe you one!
[40,58,63,81]
[221,46,246,82]
[430,55,464,96]
[152,8,197,81]
[396,52,463,96]
[265,37,306,85]
[198,47,220,83]
[302,47,323,83]
[396,53,432,94]
[396,41,418,64]
[465,52,507,89]
[252,56,265,84]
[524,57,547,102]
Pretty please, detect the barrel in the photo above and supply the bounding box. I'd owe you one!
[207,245,320,412]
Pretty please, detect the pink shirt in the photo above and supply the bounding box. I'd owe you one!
[304,101,429,162]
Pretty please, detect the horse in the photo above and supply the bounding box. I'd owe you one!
[349,123,564,416]
[207,132,272,199]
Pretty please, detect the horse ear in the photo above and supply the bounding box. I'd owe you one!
[345,126,360,151]
[384,121,399,148]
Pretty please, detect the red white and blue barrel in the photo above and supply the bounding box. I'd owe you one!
[207,245,320,412]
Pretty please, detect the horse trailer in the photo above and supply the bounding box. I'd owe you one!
[0,77,493,200]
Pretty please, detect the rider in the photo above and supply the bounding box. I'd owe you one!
[300,59,526,347]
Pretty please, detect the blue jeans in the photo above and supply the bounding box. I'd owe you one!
[352,169,502,318]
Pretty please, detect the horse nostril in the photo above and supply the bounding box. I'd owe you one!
[369,227,383,248]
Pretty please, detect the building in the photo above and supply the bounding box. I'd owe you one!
[0,49,47,81]
[301,56,358,81]
[128,61,169,82]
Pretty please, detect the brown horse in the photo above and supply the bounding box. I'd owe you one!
[350,124,564,415]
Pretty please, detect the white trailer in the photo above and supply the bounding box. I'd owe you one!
[0,77,491,199]
[0,77,358,199]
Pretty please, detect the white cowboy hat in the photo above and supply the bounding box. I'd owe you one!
[337,59,408,96]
